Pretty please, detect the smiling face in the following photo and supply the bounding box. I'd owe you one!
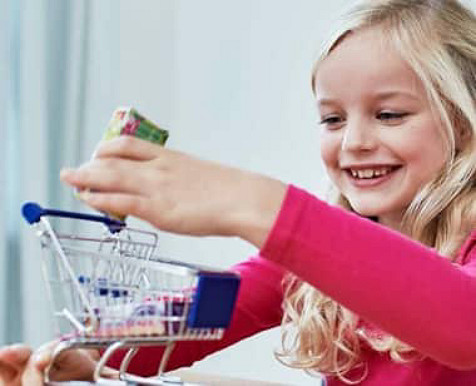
[314,27,449,230]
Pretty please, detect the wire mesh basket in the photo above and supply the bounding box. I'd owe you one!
[22,203,240,385]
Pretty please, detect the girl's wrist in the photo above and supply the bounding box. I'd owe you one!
[228,173,287,249]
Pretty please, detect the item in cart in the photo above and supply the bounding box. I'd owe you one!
[128,302,166,336]
[129,297,189,335]
[163,296,190,334]
[89,301,170,338]
[78,277,129,337]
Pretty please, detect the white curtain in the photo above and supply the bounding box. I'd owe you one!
[0,0,12,345]
[1,0,121,347]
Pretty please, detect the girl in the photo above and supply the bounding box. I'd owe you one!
[1,0,475,384]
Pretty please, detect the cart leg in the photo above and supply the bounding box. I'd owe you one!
[118,347,138,380]
[93,341,125,382]
[157,341,176,377]
[119,343,184,386]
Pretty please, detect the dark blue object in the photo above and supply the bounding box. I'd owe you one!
[96,287,109,296]
[95,278,109,296]
[111,288,128,298]
[187,272,240,328]
[22,202,125,233]
[78,275,91,285]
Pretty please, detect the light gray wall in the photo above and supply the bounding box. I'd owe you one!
[0,0,9,345]
[19,0,51,346]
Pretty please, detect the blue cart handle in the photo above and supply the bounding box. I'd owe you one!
[22,202,125,233]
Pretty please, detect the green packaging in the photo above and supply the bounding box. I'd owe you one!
[104,107,169,145]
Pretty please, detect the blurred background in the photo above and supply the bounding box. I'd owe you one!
[0,0,378,384]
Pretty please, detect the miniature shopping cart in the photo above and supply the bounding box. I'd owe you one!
[22,202,240,385]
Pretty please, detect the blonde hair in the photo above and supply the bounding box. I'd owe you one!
[276,0,476,383]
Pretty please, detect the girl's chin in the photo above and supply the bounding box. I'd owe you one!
[347,202,405,228]
[351,208,381,219]
[346,200,382,216]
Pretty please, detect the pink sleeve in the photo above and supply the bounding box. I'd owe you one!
[260,184,476,370]
[106,257,285,376]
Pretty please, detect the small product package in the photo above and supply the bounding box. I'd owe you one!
[104,107,169,145]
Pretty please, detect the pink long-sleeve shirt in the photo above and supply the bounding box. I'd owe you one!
[108,185,476,385]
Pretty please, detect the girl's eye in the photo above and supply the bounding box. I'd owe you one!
[376,111,408,123]
[319,115,345,129]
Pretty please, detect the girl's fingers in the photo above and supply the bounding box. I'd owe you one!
[77,191,152,222]
[31,342,56,372]
[60,158,150,195]
[93,136,162,161]
[0,345,33,385]
[0,361,17,382]
[0,344,32,371]
[21,360,44,386]
[20,341,59,385]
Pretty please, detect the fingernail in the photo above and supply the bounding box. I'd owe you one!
[77,189,91,201]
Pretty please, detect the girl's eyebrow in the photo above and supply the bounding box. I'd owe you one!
[316,98,340,108]
[374,90,421,102]
[316,91,421,108]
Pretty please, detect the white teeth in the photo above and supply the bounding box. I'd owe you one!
[359,170,374,179]
[349,167,393,179]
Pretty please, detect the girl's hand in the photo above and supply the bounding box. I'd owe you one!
[0,344,31,386]
[60,137,286,248]
[0,342,112,385]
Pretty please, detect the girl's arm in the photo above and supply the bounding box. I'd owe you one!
[260,184,476,371]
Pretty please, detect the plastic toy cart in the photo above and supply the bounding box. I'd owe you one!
[22,203,240,385]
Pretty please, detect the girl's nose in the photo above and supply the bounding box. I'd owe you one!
[341,119,378,152]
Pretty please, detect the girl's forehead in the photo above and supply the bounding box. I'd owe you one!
[314,28,424,102]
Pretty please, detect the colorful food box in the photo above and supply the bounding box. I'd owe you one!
[103,107,169,145]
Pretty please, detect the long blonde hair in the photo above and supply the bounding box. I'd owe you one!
[276,0,476,383]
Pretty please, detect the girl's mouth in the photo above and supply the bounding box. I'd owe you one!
[344,165,402,187]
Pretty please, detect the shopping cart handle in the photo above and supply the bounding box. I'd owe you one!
[22,202,125,232]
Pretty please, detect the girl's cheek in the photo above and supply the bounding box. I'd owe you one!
[320,134,341,169]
